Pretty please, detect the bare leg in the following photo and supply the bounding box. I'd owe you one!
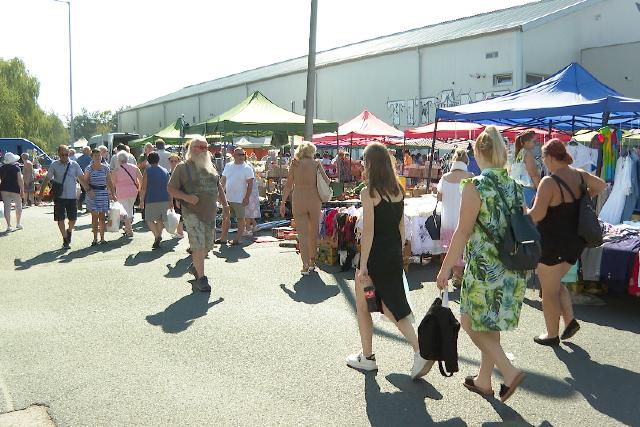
[537,263,571,338]
[124,217,133,235]
[98,213,106,241]
[14,200,22,226]
[234,216,245,243]
[146,221,160,238]
[308,204,321,267]
[559,285,575,326]
[192,248,206,279]
[91,212,98,241]
[57,220,68,239]
[381,301,419,352]
[461,315,520,387]
[220,215,230,241]
[67,219,76,233]
[354,273,374,356]
[295,210,309,270]
[176,221,184,236]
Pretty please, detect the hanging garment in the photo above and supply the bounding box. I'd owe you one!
[566,143,599,173]
[599,127,618,183]
[622,151,640,221]
[599,156,633,225]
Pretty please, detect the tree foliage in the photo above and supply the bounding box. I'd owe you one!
[0,57,69,153]
[69,108,119,142]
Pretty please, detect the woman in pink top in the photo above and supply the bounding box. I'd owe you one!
[112,151,142,237]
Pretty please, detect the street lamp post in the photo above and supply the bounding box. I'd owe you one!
[53,0,74,144]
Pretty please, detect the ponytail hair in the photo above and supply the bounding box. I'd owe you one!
[542,138,573,164]
[515,130,536,158]
[475,126,507,168]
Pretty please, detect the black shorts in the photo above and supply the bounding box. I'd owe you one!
[54,198,78,221]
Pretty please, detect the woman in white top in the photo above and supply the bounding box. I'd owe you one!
[437,149,474,287]
[510,130,541,207]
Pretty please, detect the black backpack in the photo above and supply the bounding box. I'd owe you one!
[418,296,460,377]
[476,174,541,272]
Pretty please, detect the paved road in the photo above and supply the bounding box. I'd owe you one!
[1,206,639,426]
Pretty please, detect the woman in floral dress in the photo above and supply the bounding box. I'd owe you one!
[437,126,526,403]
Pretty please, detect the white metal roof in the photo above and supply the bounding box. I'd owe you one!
[128,0,595,111]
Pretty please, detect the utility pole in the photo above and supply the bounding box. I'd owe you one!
[304,0,318,142]
[53,0,74,143]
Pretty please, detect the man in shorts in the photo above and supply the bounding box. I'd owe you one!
[219,148,254,245]
[39,145,84,249]
[168,136,230,292]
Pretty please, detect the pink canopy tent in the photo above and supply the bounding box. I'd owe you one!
[494,125,571,142]
[404,121,485,140]
[312,110,404,146]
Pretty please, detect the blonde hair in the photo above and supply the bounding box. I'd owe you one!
[451,148,469,164]
[474,126,507,168]
[295,141,316,160]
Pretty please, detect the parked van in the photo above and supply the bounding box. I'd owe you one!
[88,132,140,160]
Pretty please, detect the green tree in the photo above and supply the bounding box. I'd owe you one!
[70,108,120,141]
[0,57,69,154]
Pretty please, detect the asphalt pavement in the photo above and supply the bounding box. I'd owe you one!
[1,206,639,426]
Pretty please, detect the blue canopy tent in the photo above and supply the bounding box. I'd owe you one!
[427,63,640,177]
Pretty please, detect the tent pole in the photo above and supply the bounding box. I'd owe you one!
[427,118,439,188]
[571,116,576,135]
[548,120,553,139]
[349,134,353,162]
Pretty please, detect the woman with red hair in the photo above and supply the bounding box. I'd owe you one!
[528,139,605,346]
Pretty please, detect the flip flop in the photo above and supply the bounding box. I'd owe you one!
[499,371,525,403]
[229,240,240,246]
[463,376,494,397]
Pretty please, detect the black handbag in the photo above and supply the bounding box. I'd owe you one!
[50,162,70,200]
[425,202,441,240]
[576,174,603,248]
[476,174,541,272]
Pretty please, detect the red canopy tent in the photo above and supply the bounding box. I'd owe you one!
[493,125,571,142]
[404,121,485,140]
[312,110,403,146]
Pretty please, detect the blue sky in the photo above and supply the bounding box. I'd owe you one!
[1,0,530,119]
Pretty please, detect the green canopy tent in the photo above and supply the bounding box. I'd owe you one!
[129,120,204,149]
[189,91,338,142]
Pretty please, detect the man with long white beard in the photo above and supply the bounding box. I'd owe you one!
[168,136,230,292]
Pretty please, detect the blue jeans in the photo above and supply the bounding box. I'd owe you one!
[524,187,536,208]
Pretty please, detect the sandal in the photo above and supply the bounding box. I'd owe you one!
[463,376,494,397]
[499,371,525,403]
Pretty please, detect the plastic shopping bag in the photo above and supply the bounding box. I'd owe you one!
[107,203,122,233]
[165,209,180,234]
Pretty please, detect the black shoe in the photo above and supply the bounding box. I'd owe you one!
[62,238,70,249]
[67,229,72,244]
[152,237,161,250]
[91,240,98,247]
[561,319,580,341]
[195,276,211,292]
[533,335,560,346]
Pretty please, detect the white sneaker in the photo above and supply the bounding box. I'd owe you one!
[410,352,434,380]
[6,226,14,232]
[346,353,378,371]
[15,224,23,230]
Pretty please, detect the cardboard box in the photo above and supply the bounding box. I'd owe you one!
[317,245,338,265]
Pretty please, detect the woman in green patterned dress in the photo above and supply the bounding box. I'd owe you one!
[437,126,526,403]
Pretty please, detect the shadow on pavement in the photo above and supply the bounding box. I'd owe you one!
[279,273,340,304]
[364,373,465,426]
[482,397,542,426]
[553,342,640,426]
[59,236,133,263]
[14,249,65,270]
[212,243,250,263]
[165,256,192,278]
[124,239,179,266]
[146,293,224,333]
[524,294,640,334]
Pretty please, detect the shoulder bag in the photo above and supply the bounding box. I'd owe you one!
[50,162,70,200]
[476,174,541,272]
[121,164,141,205]
[425,202,441,240]
[553,172,602,248]
[316,161,333,202]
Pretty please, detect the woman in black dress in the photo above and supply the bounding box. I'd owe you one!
[346,142,431,379]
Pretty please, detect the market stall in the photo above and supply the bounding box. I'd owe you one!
[434,62,640,298]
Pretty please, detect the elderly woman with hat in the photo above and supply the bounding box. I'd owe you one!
[0,152,25,232]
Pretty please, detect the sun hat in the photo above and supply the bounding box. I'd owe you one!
[3,152,20,164]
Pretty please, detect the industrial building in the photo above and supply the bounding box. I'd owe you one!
[118,0,640,135]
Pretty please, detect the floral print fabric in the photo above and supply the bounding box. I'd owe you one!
[459,168,527,332]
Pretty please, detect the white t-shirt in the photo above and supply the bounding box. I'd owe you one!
[566,144,598,172]
[222,162,255,203]
[156,149,171,171]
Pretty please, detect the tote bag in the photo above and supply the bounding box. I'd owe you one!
[316,163,333,202]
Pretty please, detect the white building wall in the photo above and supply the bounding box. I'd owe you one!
[522,0,639,82]
[119,110,137,133]
[165,97,199,127]
[199,85,248,121]
[582,41,640,98]
[247,72,308,115]
[138,104,164,135]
